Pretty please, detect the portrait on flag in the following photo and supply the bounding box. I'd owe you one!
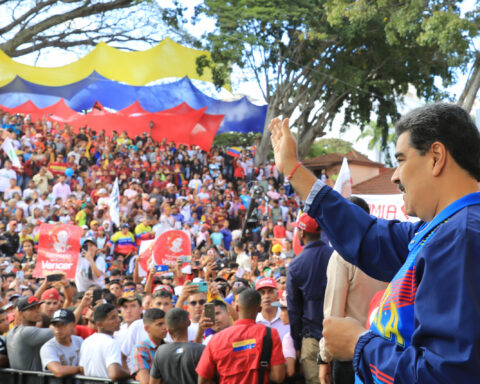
[152,230,191,266]
[33,224,82,279]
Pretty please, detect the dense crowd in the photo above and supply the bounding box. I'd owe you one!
[0,110,313,383]
[1,101,478,384]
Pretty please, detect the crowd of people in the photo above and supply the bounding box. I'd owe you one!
[0,101,479,384]
[0,110,330,384]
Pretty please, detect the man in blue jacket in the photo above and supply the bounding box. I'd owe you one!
[287,212,332,384]
[269,103,480,384]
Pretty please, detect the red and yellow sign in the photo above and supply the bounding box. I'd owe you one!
[33,224,82,279]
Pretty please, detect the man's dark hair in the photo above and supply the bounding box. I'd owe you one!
[0,308,5,315]
[153,290,173,299]
[165,308,190,335]
[123,282,136,291]
[233,285,248,297]
[211,299,227,312]
[395,103,480,180]
[93,303,116,323]
[143,308,165,325]
[233,239,245,251]
[238,288,261,316]
[110,269,123,277]
[348,196,370,214]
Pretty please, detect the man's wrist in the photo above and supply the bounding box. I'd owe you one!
[282,159,300,177]
[317,353,328,365]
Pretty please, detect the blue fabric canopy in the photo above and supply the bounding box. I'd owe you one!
[0,72,267,134]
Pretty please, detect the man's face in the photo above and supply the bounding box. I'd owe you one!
[214,306,232,332]
[22,305,42,323]
[42,299,60,316]
[188,293,206,323]
[0,312,9,334]
[146,318,168,341]
[120,300,142,324]
[391,132,433,220]
[99,309,121,333]
[258,287,277,310]
[109,284,122,298]
[151,296,173,313]
[51,322,75,341]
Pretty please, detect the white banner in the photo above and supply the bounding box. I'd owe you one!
[109,178,120,227]
[333,157,352,197]
[354,194,419,222]
[1,138,21,168]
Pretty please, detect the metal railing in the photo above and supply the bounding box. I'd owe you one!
[0,368,140,384]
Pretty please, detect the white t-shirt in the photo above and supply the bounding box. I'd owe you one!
[40,335,83,370]
[75,255,106,292]
[0,168,16,193]
[79,333,121,379]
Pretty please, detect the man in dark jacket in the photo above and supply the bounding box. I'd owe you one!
[0,220,19,257]
[287,213,333,384]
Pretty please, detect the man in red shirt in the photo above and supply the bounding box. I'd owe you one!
[196,288,285,384]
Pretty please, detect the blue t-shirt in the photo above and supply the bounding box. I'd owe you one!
[210,232,224,246]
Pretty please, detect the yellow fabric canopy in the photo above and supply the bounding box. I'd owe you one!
[0,38,226,89]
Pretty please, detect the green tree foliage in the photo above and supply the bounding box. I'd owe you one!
[307,138,354,158]
[212,132,261,148]
[163,0,477,164]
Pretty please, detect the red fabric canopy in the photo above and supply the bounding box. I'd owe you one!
[1,100,224,151]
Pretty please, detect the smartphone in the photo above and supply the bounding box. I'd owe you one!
[155,265,169,272]
[16,270,24,283]
[46,273,63,282]
[189,281,208,293]
[204,302,215,324]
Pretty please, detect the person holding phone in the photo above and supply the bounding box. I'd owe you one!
[75,237,106,291]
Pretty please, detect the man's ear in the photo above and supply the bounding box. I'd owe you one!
[430,142,447,177]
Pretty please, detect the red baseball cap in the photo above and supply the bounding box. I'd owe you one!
[41,288,60,301]
[291,213,319,233]
[255,278,278,291]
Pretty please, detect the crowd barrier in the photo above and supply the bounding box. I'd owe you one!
[0,368,139,384]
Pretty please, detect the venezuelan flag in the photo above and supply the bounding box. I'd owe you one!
[232,338,256,352]
[226,146,242,158]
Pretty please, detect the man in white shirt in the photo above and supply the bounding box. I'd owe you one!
[75,237,106,291]
[51,175,71,204]
[0,160,16,196]
[40,309,83,377]
[79,303,131,380]
[255,278,290,341]
[121,289,175,361]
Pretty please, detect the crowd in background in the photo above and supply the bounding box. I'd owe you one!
[0,110,316,384]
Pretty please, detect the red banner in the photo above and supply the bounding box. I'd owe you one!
[153,230,191,266]
[33,224,82,279]
[48,162,68,176]
[137,239,155,276]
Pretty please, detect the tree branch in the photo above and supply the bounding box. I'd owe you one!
[0,0,139,56]
[0,0,57,36]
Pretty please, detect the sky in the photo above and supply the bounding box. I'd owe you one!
[7,0,479,162]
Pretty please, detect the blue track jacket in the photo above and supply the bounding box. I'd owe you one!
[305,180,480,384]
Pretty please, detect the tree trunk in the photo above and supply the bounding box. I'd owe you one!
[298,124,325,160]
[254,105,277,166]
[458,53,480,113]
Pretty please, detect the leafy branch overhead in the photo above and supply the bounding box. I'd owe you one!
[0,0,165,57]
[165,0,478,164]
